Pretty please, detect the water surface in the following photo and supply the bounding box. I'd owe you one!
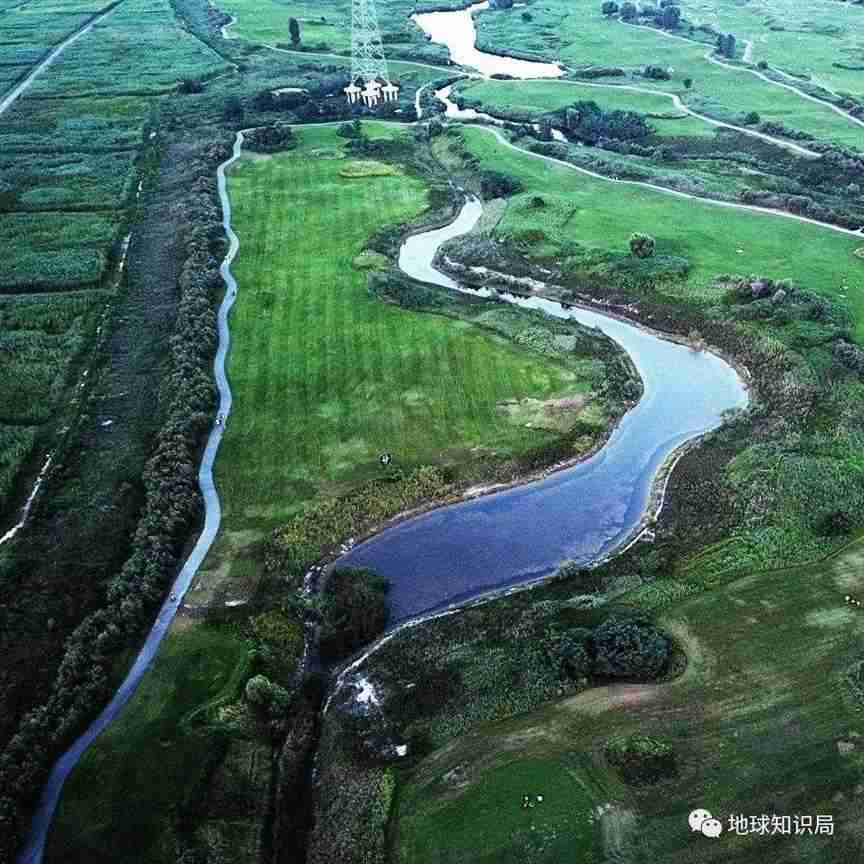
[339,199,748,622]
[412,1,562,79]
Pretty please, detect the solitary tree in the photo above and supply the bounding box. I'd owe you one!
[630,232,656,258]
[717,32,736,58]
[601,1,620,15]
[683,77,693,89]
[660,4,680,28]
[289,16,301,45]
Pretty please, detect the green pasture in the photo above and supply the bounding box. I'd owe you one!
[676,0,864,98]
[218,0,425,54]
[473,0,864,149]
[219,0,353,51]
[45,624,249,864]
[219,0,447,73]
[393,535,864,862]
[394,755,604,863]
[459,126,864,335]
[455,77,714,137]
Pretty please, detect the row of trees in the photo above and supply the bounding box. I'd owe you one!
[604,0,681,29]
[559,100,652,145]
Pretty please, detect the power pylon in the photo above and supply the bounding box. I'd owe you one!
[344,0,398,106]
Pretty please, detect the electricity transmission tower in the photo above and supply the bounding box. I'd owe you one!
[345,0,398,106]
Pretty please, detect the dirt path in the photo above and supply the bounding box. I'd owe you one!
[624,20,864,134]
[515,77,822,157]
[482,126,863,238]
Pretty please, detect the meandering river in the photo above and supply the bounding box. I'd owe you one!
[17,5,750,860]
[337,198,748,622]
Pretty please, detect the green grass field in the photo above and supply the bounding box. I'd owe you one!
[394,755,605,863]
[191,123,591,601]
[674,0,864,98]
[45,624,249,864]
[218,0,426,56]
[219,0,352,51]
[454,78,713,137]
[458,126,864,335]
[473,0,864,149]
[393,536,864,861]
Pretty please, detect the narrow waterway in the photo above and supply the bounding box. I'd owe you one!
[15,131,245,864]
[337,199,748,622]
[413,1,562,79]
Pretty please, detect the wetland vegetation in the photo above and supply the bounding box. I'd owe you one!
[2,0,864,862]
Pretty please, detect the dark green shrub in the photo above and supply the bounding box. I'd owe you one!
[479,170,524,199]
[605,735,676,784]
[629,232,656,258]
[591,616,671,679]
[320,568,389,661]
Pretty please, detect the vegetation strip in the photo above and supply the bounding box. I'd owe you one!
[14,130,243,864]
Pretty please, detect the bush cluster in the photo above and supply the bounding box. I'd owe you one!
[243,123,297,154]
[558,100,651,145]
[319,568,390,661]
[604,734,677,784]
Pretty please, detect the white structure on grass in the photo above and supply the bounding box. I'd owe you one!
[344,0,398,106]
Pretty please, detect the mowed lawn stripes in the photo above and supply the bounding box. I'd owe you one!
[215,126,578,534]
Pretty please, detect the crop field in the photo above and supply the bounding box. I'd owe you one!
[0,290,104,519]
[458,126,864,333]
[0,424,37,513]
[392,537,864,862]
[473,0,864,150]
[0,211,121,291]
[0,0,227,525]
[25,0,228,95]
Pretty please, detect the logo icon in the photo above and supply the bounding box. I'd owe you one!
[689,809,723,839]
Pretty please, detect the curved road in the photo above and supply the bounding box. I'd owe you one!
[623,20,864,134]
[479,126,862,238]
[15,130,245,864]
[529,77,821,158]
